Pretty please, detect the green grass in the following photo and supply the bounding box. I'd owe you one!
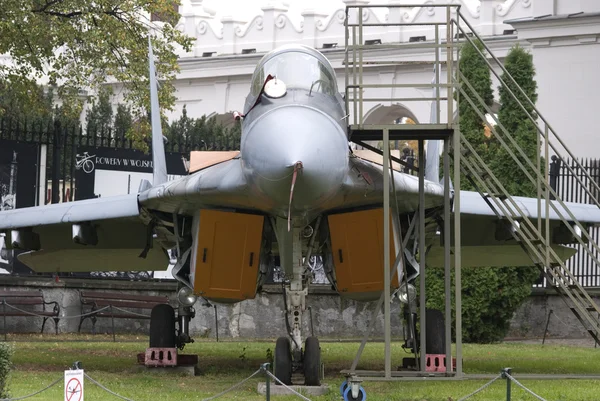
[4,336,600,400]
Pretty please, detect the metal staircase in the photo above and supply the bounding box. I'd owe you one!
[344,3,600,346]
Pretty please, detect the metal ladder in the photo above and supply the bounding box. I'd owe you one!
[452,14,600,344]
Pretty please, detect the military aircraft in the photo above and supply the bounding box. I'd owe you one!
[1,43,599,386]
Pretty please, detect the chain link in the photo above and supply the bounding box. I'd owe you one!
[201,369,262,401]
[456,374,502,401]
[265,371,313,401]
[0,377,61,401]
[505,373,549,401]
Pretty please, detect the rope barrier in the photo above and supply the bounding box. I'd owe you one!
[84,373,136,401]
[109,306,150,318]
[456,374,502,401]
[505,372,549,401]
[2,302,110,319]
[0,377,61,401]
[200,369,262,401]
[265,371,313,401]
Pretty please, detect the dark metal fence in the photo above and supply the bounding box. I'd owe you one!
[0,117,241,205]
[0,116,240,280]
[549,156,600,287]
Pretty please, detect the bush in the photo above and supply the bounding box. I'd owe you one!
[425,266,539,343]
[0,342,14,398]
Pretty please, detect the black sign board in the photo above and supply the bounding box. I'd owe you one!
[0,140,38,274]
[75,146,187,200]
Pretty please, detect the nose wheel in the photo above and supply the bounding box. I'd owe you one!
[273,336,322,386]
[274,337,292,385]
[303,336,321,386]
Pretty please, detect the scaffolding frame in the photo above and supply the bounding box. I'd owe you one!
[342,2,600,385]
[343,3,462,381]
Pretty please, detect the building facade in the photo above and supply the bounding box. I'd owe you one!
[138,0,600,158]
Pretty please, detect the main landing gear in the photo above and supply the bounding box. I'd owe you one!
[272,219,322,386]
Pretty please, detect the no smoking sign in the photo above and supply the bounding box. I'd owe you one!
[64,369,84,401]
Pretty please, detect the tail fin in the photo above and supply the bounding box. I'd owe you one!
[148,38,168,186]
[425,63,441,183]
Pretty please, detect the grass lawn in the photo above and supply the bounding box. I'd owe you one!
[4,335,600,400]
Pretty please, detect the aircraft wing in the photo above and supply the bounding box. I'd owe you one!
[0,195,170,273]
[427,190,600,268]
[335,155,600,268]
[0,157,252,274]
[321,154,445,214]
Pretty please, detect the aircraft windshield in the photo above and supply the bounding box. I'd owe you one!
[251,51,337,96]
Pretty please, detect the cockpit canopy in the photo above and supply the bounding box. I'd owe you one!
[246,45,338,110]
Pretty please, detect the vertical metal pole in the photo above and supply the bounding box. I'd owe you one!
[443,138,452,373]
[3,301,6,342]
[344,8,349,120]
[544,124,550,269]
[51,121,61,204]
[383,127,391,379]
[265,366,271,401]
[38,144,47,206]
[435,25,441,124]
[446,6,453,127]
[537,123,542,234]
[451,7,463,378]
[214,305,219,342]
[503,368,512,401]
[352,25,357,126]
[358,6,364,126]
[110,305,116,342]
[542,309,553,345]
[418,139,426,373]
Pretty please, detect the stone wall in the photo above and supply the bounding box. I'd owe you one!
[507,289,600,340]
[0,276,595,341]
[0,277,402,339]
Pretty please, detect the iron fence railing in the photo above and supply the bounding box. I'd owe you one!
[549,156,600,287]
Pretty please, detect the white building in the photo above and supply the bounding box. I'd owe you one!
[138,0,600,158]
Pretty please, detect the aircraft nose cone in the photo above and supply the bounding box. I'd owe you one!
[242,106,348,211]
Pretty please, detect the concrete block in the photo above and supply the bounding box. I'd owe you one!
[257,382,329,396]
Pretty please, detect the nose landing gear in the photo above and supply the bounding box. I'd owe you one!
[274,336,322,386]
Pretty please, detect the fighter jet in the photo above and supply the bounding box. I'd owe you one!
[0,43,599,385]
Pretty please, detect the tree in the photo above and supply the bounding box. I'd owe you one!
[456,39,494,185]
[0,0,192,135]
[425,42,540,343]
[491,44,539,197]
[86,89,114,135]
[114,103,134,142]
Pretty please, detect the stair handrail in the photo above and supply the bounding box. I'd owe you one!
[456,71,600,262]
[453,12,600,204]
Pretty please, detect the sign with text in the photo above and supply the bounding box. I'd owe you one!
[75,146,187,200]
[64,369,84,401]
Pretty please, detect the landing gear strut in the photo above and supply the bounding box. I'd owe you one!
[273,220,322,386]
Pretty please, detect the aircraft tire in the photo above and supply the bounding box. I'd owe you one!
[425,308,446,355]
[149,304,176,348]
[274,337,292,385]
[303,336,321,386]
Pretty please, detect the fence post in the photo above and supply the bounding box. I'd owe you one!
[214,304,219,343]
[501,368,512,401]
[51,120,61,204]
[549,155,561,201]
[261,363,270,401]
[542,309,553,345]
